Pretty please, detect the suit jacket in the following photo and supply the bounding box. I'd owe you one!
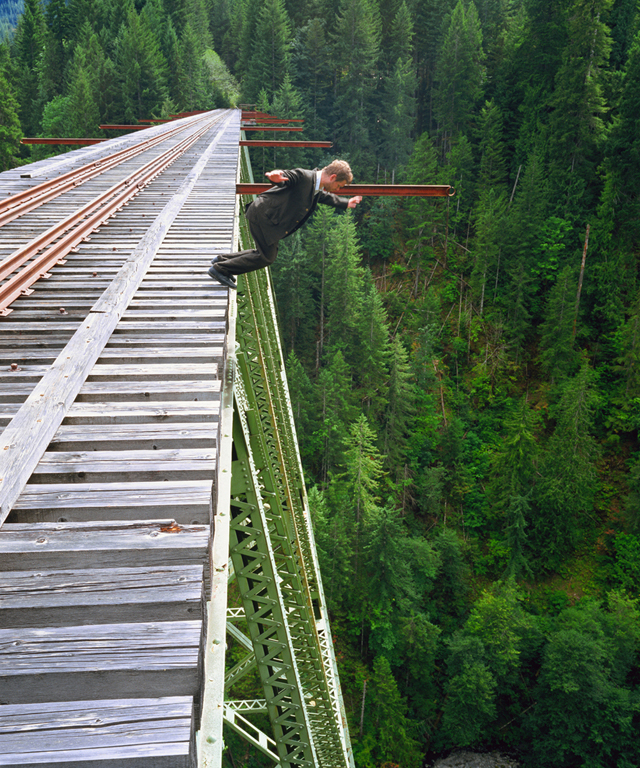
[247,168,349,246]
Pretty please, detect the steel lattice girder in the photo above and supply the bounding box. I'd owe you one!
[225,145,354,768]
[232,281,354,767]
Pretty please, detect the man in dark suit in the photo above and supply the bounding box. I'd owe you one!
[208,160,362,289]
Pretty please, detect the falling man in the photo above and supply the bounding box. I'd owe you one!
[207,160,362,289]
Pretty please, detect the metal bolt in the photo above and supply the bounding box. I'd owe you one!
[10,363,20,371]
[59,307,67,314]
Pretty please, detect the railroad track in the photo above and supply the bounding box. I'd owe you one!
[0,109,240,767]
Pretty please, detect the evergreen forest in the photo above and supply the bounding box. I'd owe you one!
[2,0,640,765]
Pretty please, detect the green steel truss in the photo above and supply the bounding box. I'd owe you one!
[224,146,354,768]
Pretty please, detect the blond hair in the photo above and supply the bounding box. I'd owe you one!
[322,160,353,183]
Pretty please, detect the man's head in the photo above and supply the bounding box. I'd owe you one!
[320,160,353,193]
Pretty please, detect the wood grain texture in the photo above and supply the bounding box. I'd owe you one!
[0,620,203,704]
[0,696,195,768]
[0,564,203,627]
[0,520,210,570]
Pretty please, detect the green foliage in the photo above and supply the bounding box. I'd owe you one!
[0,67,21,169]
[434,0,485,143]
[5,0,640,763]
[527,596,640,768]
[357,656,423,768]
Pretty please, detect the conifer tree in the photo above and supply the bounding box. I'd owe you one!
[547,0,613,215]
[0,68,21,170]
[305,206,337,369]
[378,0,416,176]
[66,62,101,137]
[291,17,330,136]
[308,485,353,610]
[343,413,385,526]
[270,73,305,168]
[39,0,70,105]
[501,153,548,355]
[285,350,318,458]
[356,276,390,417]
[177,22,207,110]
[271,231,316,356]
[114,7,169,121]
[332,0,381,170]
[161,18,182,104]
[488,398,537,578]
[13,0,46,136]
[316,349,356,481]
[185,0,213,52]
[243,0,292,101]
[434,0,484,148]
[359,656,423,768]
[405,132,443,296]
[599,29,640,248]
[533,363,600,566]
[471,99,508,315]
[324,211,367,365]
[383,336,415,473]
[539,265,579,382]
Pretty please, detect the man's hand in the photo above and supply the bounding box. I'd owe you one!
[265,170,287,184]
[347,195,362,209]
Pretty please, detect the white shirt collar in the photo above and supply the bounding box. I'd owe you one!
[315,170,321,192]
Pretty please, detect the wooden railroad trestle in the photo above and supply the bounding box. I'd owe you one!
[0,110,353,768]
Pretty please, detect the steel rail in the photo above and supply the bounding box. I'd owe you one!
[0,113,216,227]
[237,182,454,196]
[0,116,221,315]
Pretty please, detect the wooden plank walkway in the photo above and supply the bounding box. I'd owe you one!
[0,110,240,766]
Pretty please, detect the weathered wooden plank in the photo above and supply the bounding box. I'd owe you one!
[0,565,203,627]
[11,481,213,524]
[0,114,235,526]
[111,321,226,334]
[62,401,219,424]
[87,364,219,379]
[0,620,202,704]
[76,380,220,402]
[98,347,222,360]
[30,447,216,483]
[48,423,217,451]
[0,697,194,768]
[0,519,210,570]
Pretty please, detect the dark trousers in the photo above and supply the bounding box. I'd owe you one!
[216,211,279,277]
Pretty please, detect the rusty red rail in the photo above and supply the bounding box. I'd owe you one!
[0,116,221,315]
[236,183,454,196]
[1,114,216,228]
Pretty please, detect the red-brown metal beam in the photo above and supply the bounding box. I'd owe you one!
[240,140,332,148]
[242,126,304,132]
[21,138,107,145]
[236,183,454,197]
[242,118,304,124]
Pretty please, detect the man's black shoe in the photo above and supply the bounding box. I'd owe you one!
[208,264,237,290]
